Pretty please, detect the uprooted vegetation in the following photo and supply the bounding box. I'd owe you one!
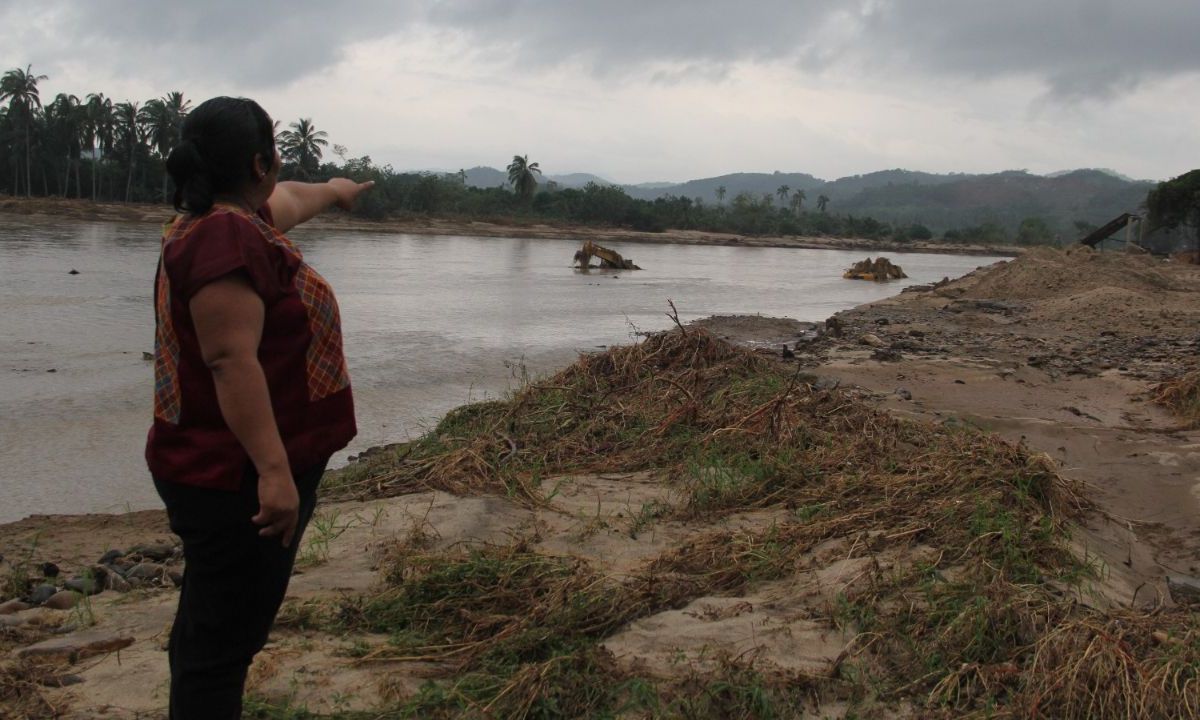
[256,329,1198,719]
[1154,368,1200,429]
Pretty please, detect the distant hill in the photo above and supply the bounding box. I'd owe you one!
[622,171,826,202]
[463,166,508,188]
[548,173,613,188]
[454,164,1156,236]
[835,169,1153,234]
[816,169,969,203]
[463,166,612,189]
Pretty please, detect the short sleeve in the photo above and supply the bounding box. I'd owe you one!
[257,203,276,228]
[164,211,290,303]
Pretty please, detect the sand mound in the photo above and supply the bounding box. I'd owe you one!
[1027,285,1154,325]
[959,246,1187,302]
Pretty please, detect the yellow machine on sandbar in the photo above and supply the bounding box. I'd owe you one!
[573,240,641,270]
[844,257,907,281]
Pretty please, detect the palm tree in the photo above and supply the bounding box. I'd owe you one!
[715,185,726,206]
[277,118,328,180]
[85,93,115,200]
[793,188,806,211]
[143,92,191,201]
[46,93,84,197]
[0,65,48,196]
[817,194,830,212]
[506,154,541,200]
[776,185,790,203]
[113,101,143,201]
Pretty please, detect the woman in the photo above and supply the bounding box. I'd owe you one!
[146,96,372,719]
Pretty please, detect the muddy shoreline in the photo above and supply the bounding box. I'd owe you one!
[0,195,1020,257]
[3,245,1198,717]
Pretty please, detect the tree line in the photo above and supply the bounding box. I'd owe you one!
[4,65,1193,249]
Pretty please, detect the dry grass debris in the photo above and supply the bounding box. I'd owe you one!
[267,329,1195,718]
[1153,369,1200,428]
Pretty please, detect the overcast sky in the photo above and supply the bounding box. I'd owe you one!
[2,0,1198,183]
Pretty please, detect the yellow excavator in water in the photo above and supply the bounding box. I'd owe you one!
[843,256,907,281]
[573,240,641,270]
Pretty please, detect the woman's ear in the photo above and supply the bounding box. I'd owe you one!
[252,153,269,181]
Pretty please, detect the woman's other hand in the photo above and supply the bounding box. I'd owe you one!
[252,470,300,547]
[327,178,375,211]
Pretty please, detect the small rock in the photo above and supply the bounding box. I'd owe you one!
[814,377,841,392]
[40,562,61,578]
[873,318,890,326]
[871,349,902,362]
[0,599,31,615]
[1167,576,1200,606]
[895,388,912,401]
[38,673,85,688]
[859,333,885,348]
[168,571,183,588]
[108,557,135,574]
[128,543,174,562]
[29,584,58,605]
[16,630,134,662]
[64,576,102,596]
[907,329,926,338]
[954,379,966,385]
[780,345,795,360]
[98,549,124,565]
[43,590,83,610]
[141,352,154,362]
[126,562,167,583]
[68,269,80,275]
[104,572,131,593]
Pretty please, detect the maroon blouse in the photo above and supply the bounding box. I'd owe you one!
[145,203,356,490]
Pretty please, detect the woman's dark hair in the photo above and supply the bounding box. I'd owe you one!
[165,97,275,215]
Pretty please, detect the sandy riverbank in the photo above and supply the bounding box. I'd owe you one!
[3,246,1198,718]
[0,195,1019,257]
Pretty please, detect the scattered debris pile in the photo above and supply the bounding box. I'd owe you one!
[843,256,907,281]
[1154,368,1200,428]
[312,328,1198,719]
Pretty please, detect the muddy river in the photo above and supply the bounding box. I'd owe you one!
[0,214,1003,522]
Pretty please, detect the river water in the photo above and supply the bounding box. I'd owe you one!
[0,214,1003,523]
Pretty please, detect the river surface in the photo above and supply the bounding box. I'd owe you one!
[0,214,1004,523]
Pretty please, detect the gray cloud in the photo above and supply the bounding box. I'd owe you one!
[2,0,419,88]
[424,0,1200,99]
[4,0,1197,100]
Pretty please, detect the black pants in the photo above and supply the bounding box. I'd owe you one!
[154,461,326,720]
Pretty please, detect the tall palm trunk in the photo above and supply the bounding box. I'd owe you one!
[24,126,32,197]
[125,151,135,202]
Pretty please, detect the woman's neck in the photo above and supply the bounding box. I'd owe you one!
[212,193,257,213]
